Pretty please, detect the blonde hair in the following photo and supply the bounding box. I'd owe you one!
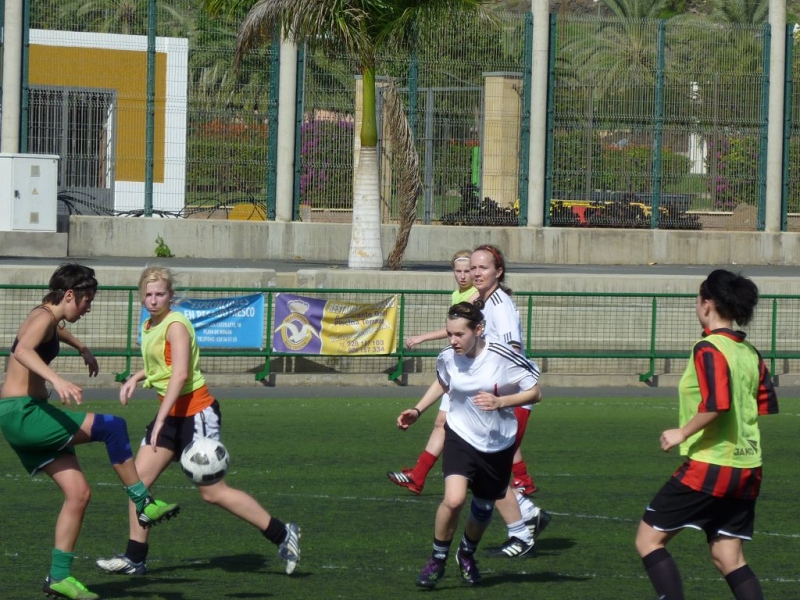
[138,266,175,302]
[451,249,472,266]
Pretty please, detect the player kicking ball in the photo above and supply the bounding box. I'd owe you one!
[96,266,300,579]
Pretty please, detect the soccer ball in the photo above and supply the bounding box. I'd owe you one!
[180,437,230,486]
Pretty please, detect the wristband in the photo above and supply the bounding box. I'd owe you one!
[411,407,421,417]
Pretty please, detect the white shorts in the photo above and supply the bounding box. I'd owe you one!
[141,400,222,458]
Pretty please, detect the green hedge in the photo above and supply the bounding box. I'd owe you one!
[186,119,270,201]
[705,135,759,210]
[551,129,691,195]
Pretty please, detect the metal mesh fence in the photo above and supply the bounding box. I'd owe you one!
[10,7,786,232]
[298,12,527,225]
[786,27,800,231]
[550,16,766,231]
[27,0,276,221]
[4,285,800,382]
[183,9,275,221]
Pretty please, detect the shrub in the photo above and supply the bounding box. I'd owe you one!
[299,117,355,210]
[551,128,603,196]
[186,117,270,201]
[597,145,691,194]
[704,136,760,210]
[551,129,691,196]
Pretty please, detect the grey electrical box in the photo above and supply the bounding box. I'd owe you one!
[0,153,59,232]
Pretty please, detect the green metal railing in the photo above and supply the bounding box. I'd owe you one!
[2,286,799,383]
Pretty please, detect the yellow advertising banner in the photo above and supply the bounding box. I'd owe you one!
[272,293,398,355]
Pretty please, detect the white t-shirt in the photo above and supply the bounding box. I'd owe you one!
[480,287,539,411]
[480,288,524,353]
[437,342,540,453]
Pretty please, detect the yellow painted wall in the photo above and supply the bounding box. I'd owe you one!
[29,45,167,182]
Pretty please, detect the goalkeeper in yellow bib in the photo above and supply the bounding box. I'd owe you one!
[635,269,778,600]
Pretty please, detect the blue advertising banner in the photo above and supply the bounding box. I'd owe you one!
[139,294,265,349]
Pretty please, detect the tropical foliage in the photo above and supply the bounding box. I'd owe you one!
[30,0,800,244]
[200,0,497,269]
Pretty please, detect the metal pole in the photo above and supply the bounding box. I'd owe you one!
[423,88,434,225]
[19,0,28,152]
[144,0,156,216]
[781,24,793,231]
[276,38,297,222]
[765,0,786,231]
[517,12,532,225]
[265,34,280,220]
[1,0,23,153]
[528,0,550,227]
[650,20,666,229]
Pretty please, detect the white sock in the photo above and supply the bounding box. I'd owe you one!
[515,490,539,522]
[506,518,533,544]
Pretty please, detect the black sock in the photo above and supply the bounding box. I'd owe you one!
[458,532,479,555]
[725,565,764,600]
[263,518,287,545]
[124,540,149,564]
[642,548,684,600]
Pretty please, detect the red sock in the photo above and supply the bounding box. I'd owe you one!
[410,451,438,485]
[512,461,530,480]
[512,461,537,490]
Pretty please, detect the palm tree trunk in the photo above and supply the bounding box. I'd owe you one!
[348,66,383,269]
[348,146,383,268]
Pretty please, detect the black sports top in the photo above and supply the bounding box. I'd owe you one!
[10,306,61,365]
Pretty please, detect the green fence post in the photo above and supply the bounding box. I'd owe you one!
[144,0,157,217]
[115,290,135,382]
[757,22,771,231]
[526,294,533,358]
[255,292,274,381]
[292,44,306,221]
[782,24,793,232]
[389,293,406,381]
[639,297,659,382]
[650,20,666,230]
[770,297,778,376]
[19,0,29,152]
[517,12,533,226]
[544,13,557,227]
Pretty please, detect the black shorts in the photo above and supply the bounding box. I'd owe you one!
[442,423,514,501]
[142,400,223,461]
[642,477,756,543]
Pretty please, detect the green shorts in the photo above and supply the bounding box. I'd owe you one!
[0,396,85,474]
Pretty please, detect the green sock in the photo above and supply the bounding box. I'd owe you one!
[50,548,74,581]
[125,480,149,512]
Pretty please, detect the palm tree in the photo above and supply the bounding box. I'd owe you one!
[602,0,670,19]
[57,0,195,36]
[710,0,768,25]
[203,0,495,269]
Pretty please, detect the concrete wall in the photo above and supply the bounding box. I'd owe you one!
[0,231,67,257]
[67,215,800,267]
[0,264,277,288]
[6,223,800,388]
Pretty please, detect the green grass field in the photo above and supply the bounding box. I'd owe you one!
[1,392,797,599]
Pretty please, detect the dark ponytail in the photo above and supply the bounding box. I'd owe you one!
[699,269,758,326]
[447,302,485,330]
[42,263,98,305]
